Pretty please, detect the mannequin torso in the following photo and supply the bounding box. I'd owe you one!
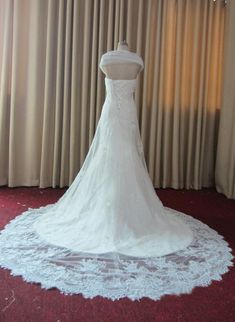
[99,41,144,80]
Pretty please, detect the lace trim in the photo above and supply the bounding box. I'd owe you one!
[0,206,233,301]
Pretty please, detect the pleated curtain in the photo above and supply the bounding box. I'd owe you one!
[215,0,235,199]
[0,0,234,198]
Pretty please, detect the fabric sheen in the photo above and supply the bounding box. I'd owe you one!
[33,75,193,257]
[0,68,233,300]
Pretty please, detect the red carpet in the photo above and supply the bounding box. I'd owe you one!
[0,187,234,322]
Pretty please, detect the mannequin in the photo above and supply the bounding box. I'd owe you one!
[117,40,129,51]
[0,37,232,302]
[99,41,143,80]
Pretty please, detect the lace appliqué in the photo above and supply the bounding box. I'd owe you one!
[0,206,233,301]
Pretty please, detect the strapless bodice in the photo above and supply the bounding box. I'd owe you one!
[105,77,137,100]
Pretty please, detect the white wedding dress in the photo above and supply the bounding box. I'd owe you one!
[0,50,233,301]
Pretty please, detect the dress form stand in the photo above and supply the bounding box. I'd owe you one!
[117,40,129,51]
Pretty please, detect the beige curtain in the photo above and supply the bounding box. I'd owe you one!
[0,0,231,195]
[215,0,235,199]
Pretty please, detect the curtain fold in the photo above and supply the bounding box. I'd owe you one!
[215,0,235,199]
[0,0,231,196]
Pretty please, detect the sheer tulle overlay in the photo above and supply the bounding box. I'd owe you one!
[0,77,233,301]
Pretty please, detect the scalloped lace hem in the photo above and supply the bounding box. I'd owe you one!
[0,206,233,301]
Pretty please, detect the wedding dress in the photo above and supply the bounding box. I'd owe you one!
[0,50,233,301]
